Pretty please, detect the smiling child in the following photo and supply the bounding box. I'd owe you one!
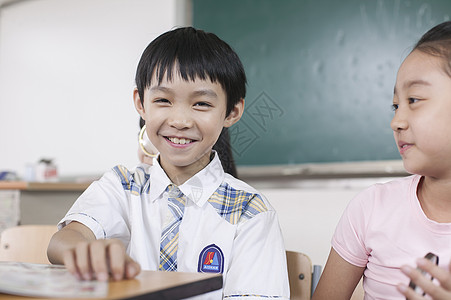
[47,27,289,299]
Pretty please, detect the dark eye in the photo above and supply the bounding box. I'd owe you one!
[408,97,420,104]
[155,98,170,104]
[194,102,212,107]
[391,104,398,111]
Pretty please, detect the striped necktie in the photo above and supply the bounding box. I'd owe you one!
[159,184,186,271]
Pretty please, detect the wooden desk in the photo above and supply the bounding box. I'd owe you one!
[0,269,223,300]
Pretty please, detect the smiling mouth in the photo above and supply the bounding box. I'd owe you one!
[166,137,194,145]
[398,143,413,154]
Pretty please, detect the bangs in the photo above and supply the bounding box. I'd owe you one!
[141,31,237,89]
[149,57,218,87]
[135,27,246,115]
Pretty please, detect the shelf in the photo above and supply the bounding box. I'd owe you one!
[0,181,91,192]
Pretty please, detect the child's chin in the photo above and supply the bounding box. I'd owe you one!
[402,162,426,177]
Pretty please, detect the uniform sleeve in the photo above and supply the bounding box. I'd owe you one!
[58,168,131,246]
[332,186,375,267]
[223,206,290,299]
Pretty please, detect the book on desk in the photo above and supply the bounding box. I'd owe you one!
[0,261,223,299]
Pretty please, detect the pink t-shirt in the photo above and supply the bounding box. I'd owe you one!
[332,175,451,300]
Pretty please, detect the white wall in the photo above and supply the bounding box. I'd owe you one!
[0,0,188,178]
[266,187,359,267]
[249,176,397,267]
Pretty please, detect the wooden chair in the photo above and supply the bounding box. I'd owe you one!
[0,225,57,264]
[287,250,318,300]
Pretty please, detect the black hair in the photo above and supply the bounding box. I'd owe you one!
[135,27,246,116]
[213,127,238,178]
[414,21,451,77]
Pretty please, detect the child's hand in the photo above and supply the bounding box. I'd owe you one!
[62,238,141,282]
[397,258,451,299]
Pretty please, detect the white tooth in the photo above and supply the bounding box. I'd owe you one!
[168,137,192,144]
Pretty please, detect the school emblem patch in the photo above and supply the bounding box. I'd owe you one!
[197,244,224,273]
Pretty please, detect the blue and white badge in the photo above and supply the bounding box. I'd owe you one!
[197,244,224,273]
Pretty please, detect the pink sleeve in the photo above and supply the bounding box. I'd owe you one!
[331,187,374,267]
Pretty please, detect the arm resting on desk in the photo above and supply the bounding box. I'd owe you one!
[47,221,141,281]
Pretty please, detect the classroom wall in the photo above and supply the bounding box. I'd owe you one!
[0,0,410,268]
[250,176,396,267]
[0,0,190,178]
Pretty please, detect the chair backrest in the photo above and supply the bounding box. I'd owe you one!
[0,225,57,264]
[286,250,312,300]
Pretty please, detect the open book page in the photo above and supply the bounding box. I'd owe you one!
[0,262,108,298]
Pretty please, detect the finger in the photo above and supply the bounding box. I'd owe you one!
[124,256,141,279]
[62,249,81,280]
[397,283,425,300]
[89,240,109,282]
[107,241,126,281]
[401,264,450,300]
[74,241,92,280]
[400,265,433,296]
[417,258,451,291]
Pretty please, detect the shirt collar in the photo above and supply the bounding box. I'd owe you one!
[148,151,225,206]
[148,159,171,203]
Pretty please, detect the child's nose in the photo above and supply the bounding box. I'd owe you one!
[390,111,408,131]
[168,108,193,129]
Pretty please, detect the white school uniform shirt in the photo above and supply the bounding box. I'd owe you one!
[59,153,289,299]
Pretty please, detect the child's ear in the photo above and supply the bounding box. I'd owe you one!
[133,88,146,118]
[224,98,245,128]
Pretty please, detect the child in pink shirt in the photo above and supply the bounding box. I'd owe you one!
[312,21,451,300]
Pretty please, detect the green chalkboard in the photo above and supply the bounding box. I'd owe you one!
[193,0,451,166]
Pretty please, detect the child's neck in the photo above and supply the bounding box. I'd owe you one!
[160,152,212,186]
[418,176,451,223]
